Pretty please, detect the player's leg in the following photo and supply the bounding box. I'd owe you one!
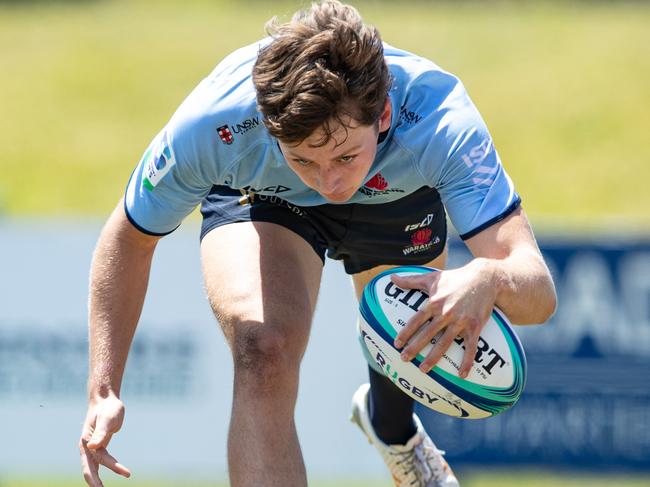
[201,220,323,487]
[351,249,448,445]
[351,251,459,486]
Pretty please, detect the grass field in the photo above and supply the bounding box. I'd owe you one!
[2,471,650,487]
[1,0,649,225]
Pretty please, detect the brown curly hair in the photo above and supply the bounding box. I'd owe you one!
[252,0,391,146]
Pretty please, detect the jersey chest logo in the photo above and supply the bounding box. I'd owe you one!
[358,172,405,198]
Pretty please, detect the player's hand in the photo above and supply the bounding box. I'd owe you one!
[79,394,131,486]
[391,260,497,378]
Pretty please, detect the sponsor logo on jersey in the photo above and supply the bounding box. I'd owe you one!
[404,213,435,232]
[142,133,176,191]
[398,103,423,126]
[231,116,261,135]
[358,172,405,198]
[460,138,498,187]
[242,184,291,194]
[237,188,305,216]
[402,229,441,255]
[217,125,234,145]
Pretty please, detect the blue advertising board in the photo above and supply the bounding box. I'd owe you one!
[418,238,650,469]
[1,222,648,476]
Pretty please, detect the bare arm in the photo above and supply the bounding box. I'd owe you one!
[88,200,160,399]
[393,206,557,377]
[462,206,557,325]
[80,199,162,486]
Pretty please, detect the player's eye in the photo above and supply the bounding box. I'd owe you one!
[339,155,356,163]
[294,159,312,166]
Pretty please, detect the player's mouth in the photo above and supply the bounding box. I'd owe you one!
[320,188,354,202]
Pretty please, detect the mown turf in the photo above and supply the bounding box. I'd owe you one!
[1,0,649,225]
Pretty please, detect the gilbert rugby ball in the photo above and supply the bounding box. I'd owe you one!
[359,266,527,419]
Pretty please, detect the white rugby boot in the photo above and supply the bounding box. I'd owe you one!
[351,383,460,487]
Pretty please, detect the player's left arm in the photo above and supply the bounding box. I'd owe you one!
[393,73,557,376]
[462,204,557,325]
[392,206,556,378]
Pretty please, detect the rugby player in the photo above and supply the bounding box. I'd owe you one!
[79,1,557,486]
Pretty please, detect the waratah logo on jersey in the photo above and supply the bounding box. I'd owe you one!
[366,173,388,190]
[358,172,405,197]
[217,125,234,145]
[402,229,441,256]
[412,229,433,246]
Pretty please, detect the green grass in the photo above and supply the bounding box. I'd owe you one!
[1,0,649,225]
[2,471,650,487]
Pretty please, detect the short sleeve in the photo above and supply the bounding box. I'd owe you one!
[124,117,214,235]
[438,122,521,240]
[414,78,521,240]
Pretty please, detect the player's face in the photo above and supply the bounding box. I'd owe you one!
[279,101,391,203]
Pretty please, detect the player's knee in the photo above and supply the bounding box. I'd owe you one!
[231,321,304,386]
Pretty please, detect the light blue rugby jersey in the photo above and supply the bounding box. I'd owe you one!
[125,40,520,239]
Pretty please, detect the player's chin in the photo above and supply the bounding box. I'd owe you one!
[320,188,355,202]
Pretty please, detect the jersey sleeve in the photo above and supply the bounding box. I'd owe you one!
[124,107,217,236]
[415,77,521,240]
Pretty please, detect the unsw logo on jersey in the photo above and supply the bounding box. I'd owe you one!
[398,103,423,126]
[142,132,176,191]
[217,116,261,145]
[358,172,405,198]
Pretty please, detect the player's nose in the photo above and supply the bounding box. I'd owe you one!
[318,165,342,194]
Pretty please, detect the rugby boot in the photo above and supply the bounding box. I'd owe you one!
[351,383,460,487]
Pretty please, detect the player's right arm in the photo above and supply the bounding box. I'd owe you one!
[79,200,162,486]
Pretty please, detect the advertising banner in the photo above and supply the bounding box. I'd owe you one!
[1,221,648,475]
[419,238,650,469]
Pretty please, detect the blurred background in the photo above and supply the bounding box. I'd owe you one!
[1,0,649,486]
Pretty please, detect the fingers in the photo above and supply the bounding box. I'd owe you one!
[458,328,480,379]
[394,307,434,348]
[417,325,460,373]
[94,448,132,478]
[80,439,131,487]
[80,439,104,487]
[391,273,436,293]
[80,398,129,486]
[86,403,123,449]
[87,424,112,450]
[392,272,440,348]
[399,316,482,379]
[398,315,447,362]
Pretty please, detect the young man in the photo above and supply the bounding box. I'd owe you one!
[79,1,556,486]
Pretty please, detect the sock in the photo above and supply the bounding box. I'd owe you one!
[367,365,418,445]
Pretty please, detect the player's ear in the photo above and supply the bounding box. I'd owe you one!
[378,97,392,132]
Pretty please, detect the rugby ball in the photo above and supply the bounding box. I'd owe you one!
[358,266,527,419]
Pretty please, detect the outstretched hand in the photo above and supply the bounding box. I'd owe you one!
[391,260,497,378]
[79,394,131,487]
